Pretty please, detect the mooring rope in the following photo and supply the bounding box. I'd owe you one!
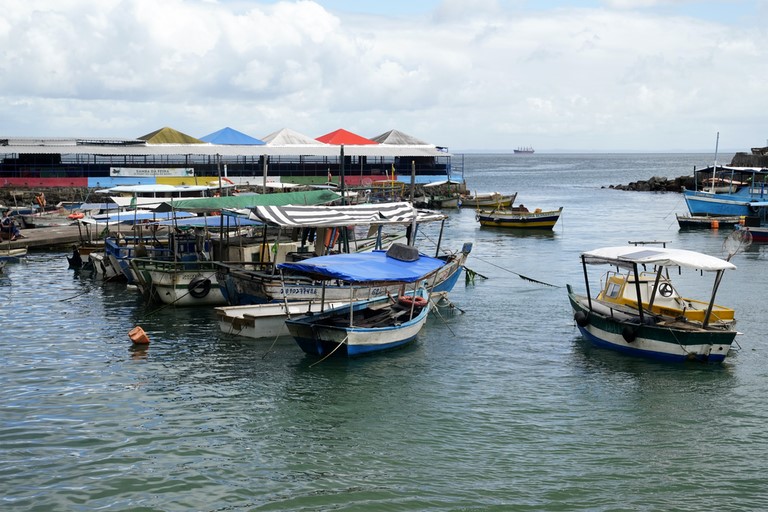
[309,335,348,367]
[262,331,283,359]
[470,254,562,288]
[430,299,456,336]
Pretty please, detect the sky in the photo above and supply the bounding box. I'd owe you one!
[1,0,767,152]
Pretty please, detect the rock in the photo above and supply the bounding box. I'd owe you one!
[607,175,694,193]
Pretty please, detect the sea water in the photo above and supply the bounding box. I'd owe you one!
[2,153,768,511]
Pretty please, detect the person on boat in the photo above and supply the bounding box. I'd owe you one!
[517,204,529,212]
[1,210,24,240]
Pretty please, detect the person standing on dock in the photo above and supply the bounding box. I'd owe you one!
[1,209,24,240]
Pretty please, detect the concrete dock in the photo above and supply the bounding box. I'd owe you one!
[2,223,87,251]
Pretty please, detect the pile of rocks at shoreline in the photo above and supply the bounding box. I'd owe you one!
[605,175,695,192]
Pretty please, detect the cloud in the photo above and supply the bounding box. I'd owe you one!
[0,0,766,150]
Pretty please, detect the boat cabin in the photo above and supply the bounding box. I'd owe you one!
[597,270,734,326]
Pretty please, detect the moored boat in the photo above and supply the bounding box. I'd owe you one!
[736,224,768,242]
[567,245,739,363]
[675,213,747,230]
[280,244,447,357]
[216,202,467,305]
[476,205,562,230]
[682,165,768,217]
[131,258,226,306]
[0,245,28,262]
[216,300,347,339]
[460,192,516,208]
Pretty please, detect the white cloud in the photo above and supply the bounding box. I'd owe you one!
[0,0,766,150]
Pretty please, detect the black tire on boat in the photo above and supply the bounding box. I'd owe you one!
[574,311,590,327]
[622,325,637,343]
[188,277,211,299]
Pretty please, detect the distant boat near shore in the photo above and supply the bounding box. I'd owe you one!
[514,146,534,154]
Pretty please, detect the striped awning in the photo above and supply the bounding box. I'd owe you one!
[251,202,446,228]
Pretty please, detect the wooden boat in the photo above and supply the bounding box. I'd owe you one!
[216,202,465,305]
[676,213,746,230]
[736,224,768,242]
[280,244,447,357]
[567,245,739,363]
[460,192,516,208]
[131,258,226,306]
[0,246,27,261]
[423,179,462,209]
[476,206,562,229]
[682,165,768,217]
[216,300,347,339]
[429,195,460,209]
[217,291,451,340]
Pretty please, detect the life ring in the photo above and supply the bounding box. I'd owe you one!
[574,311,590,327]
[398,295,428,308]
[188,277,212,299]
[68,212,84,220]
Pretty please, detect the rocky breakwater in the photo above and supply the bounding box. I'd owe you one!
[605,175,694,192]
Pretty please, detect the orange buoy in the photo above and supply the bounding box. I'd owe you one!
[68,212,84,220]
[711,220,719,229]
[128,326,150,344]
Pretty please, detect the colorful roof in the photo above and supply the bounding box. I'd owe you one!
[138,126,203,144]
[199,127,265,145]
[370,129,429,145]
[316,128,378,145]
[262,128,326,145]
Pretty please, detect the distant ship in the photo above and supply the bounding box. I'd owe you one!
[514,146,534,154]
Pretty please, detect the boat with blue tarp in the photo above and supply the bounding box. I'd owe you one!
[280,243,447,357]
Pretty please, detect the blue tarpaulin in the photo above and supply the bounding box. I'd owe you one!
[153,215,262,227]
[90,211,196,224]
[277,249,445,283]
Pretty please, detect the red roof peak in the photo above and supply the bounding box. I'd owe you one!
[316,128,378,145]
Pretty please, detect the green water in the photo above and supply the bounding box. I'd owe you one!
[2,153,767,511]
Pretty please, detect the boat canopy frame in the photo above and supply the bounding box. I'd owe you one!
[579,246,735,328]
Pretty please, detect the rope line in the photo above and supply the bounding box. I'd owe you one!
[309,335,348,367]
[471,255,562,288]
